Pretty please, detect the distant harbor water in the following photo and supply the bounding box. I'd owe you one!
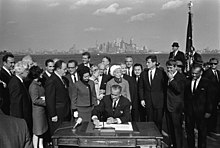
[0,53,219,69]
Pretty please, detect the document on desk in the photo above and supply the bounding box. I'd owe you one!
[98,122,133,131]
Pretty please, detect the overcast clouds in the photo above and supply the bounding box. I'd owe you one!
[0,0,219,52]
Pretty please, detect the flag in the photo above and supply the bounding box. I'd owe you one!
[185,10,193,73]
[186,11,193,54]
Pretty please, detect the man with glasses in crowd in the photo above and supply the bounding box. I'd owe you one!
[203,58,220,136]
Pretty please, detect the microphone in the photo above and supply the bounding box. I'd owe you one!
[73,117,82,129]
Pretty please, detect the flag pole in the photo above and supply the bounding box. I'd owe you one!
[185,1,193,74]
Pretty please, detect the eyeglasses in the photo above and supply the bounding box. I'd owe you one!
[177,65,183,68]
[68,67,76,69]
[210,63,218,65]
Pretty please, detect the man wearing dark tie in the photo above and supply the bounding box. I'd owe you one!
[0,53,15,115]
[125,56,134,77]
[102,56,111,76]
[65,60,79,116]
[91,84,131,125]
[184,64,214,148]
[42,59,54,86]
[139,55,166,132]
[133,63,146,121]
[169,42,185,67]
[203,58,220,135]
[121,63,139,121]
[45,60,71,135]
[77,52,93,72]
[165,59,186,148]
[8,61,33,135]
[98,63,112,91]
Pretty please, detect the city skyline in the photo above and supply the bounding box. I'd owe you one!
[0,0,219,53]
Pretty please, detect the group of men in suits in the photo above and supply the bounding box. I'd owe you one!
[1,49,219,148]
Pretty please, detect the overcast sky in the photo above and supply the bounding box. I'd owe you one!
[0,0,219,52]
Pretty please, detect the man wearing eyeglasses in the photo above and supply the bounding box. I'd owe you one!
[203,58,220,135]
[91,84,131,125]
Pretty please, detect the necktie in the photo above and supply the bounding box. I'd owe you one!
[149,70,152,85]
[127,68,130,76]
[193,79,197,93]
[113,100,117,111]
[215,71,219,82]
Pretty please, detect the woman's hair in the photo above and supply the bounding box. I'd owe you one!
[29,65,43,79]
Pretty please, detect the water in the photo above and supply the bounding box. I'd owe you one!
[0,53,219,69]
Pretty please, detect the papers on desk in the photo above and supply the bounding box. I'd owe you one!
[96,122,133,131]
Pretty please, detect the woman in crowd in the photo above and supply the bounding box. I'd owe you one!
[29,65,48,148]
[105,65,130,101]
[72,66,97,121]
[89,65,105,104]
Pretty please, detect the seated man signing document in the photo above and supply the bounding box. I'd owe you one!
[91,84,131,126]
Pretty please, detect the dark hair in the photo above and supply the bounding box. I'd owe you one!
[125,56,133,60]
[68,60,78,66]
[146,55,157,63]
[111,84,122,92]
[45,59,54,66]
[166,59,177,66]
[209,58,219,64]
[2,53,14,62]
[82,52,91,59]
[133,63,143,70]
[54,60,65,70]
[103,56,111,63]
[29,65,43,79]
[191,63,203,72]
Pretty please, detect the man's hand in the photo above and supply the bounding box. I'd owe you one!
[93,119,100,128]
[52,116,58,122]
[204,113,211,118]
[107,117,117,124]
[167,72,174,81]
[141,100,145,107]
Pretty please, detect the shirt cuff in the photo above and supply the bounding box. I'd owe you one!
[92,115,98,121]
[116,118,122,124]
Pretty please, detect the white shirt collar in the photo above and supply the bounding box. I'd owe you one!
[174,50,178,56]
[3,66,11,76]
[45,70,51,77]
[149,68,156,78]
[15,75,23,83]
[54,71,63,82]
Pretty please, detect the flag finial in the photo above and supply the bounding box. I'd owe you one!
[188,1,193,12]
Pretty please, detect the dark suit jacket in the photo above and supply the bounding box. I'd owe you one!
[184,77,214,118]
[192,52,202,64]
[123,75,138,111]
[92,95,131,123]
[8,76,33,134]
[100,74,112,90]
[65,73,76,96]
[203,68,220,101]
[169,50,185,66]
[139,68,166,109]
[0,67,12,115]
[45,73,70,120]
[41,71,51,87]
[0,110,33,148]
[166,72,186,113]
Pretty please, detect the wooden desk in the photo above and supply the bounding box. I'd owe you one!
[52,122,163,148]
